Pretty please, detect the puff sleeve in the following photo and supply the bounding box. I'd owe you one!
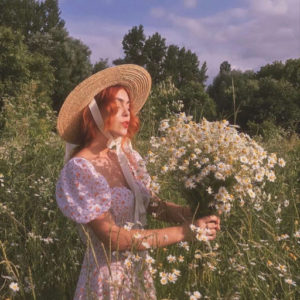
[56,158,111,224]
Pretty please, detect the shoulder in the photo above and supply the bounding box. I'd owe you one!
[57,157,109,190]
[56,157,112,224]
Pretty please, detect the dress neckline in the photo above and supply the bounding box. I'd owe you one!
[69,157,134,195]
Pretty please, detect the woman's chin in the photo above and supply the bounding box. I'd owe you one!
[110,129,128,138]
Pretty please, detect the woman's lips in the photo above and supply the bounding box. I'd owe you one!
[122,121,129,128]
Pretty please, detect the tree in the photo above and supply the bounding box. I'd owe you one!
[220,61,231,74]
[247,77,300,130]
[0,0,64,40]
[116,25,208,88]
[115,25,146,66]
[0,26,54,100]
[92,58,109,74]
[179,81,216,122]
[208,62,256,127]
[163,45,207,88]
[143,32,167,84]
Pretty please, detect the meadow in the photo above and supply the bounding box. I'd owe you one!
[0,83,299,299]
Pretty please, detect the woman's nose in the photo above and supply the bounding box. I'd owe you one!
[122,105,130,116]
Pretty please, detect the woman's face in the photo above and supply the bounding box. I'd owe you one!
[107,88,130,137]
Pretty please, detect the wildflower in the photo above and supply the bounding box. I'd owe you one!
[267,260,273,266]
[206,186,213,194]
[133,233,141,239]
[278,158,286,167]
[192,291,202,299]
[145,254,155,264]
[258,275,266,281]
[178,255,184,262]
[194,253,202,259]
[142,241,151,249]
[194,148,202,155]
[255,173,264,182]
[190,153,197,160]
[240,156,248,164]
[160,276,168,285]
[167,273,178,283]
[149,266,157,276]
[267,170,276,182]
[124,258,132,268]
[276,264,287,273]
[9,282,19,292]
[161,165,169,173]
[293,230,300,238]
[159,272,168,285]
[133,254,142,262]
[247,189,256,199]
[276,234,289,241]
[43,237,53,244]
[167,255,176,263]
[194,161,201,169]
[159,120,170,131]
[185,178,196,189]
[207,262,216,271]
[172,269,181,276]
[285,278,296,286]
[215,172,225,181]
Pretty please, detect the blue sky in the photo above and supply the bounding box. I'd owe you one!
[58,0,299,83]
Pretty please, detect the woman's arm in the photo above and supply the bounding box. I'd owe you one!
[88,210,193,251]
[147,195,193,224]
[89,211,219,252]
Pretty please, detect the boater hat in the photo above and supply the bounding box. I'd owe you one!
[57,64,151,144]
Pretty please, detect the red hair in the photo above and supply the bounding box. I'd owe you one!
[71,85,140,157]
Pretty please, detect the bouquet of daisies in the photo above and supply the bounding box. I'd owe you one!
[146,113,285,217]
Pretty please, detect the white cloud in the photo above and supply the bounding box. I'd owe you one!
[65,19,129,64]
[152,0,300,82]
[183,0,198,8]
[150,7,166,18]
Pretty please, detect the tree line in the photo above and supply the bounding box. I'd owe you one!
[0,0,299,134]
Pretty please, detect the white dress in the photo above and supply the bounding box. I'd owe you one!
[56,154,157,300]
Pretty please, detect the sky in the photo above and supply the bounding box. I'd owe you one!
[58,0,300,83]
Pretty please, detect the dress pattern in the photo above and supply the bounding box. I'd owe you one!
[56,154,157,300]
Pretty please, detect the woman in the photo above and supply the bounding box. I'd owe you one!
[56,64,220,299]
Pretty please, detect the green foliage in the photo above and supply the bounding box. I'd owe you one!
[0,0,93,112]
[0,83,82,299]
[208,59,300,132]
[144,32,167,84]
[92,58,109,74]
[27,27,92,112]
[178,81,216,122]
[0,27,31,96]
[116,24,146,66]
[138,78,181,139]
[0,0,65,40]
[0,26,54,119]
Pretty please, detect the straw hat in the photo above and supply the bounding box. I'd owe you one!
[57,64,151,144]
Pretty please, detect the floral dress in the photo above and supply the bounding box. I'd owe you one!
[56,152,157,300]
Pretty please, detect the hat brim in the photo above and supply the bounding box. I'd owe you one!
[57,64,151,144]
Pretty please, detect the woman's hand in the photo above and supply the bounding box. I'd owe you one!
[194,215,220,240]
[183,215,221,241]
